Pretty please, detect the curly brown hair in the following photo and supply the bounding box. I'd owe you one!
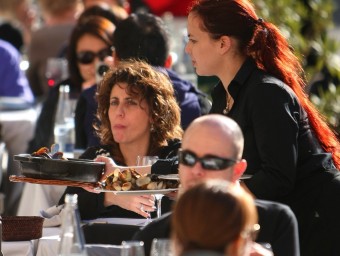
[96,59,183,161]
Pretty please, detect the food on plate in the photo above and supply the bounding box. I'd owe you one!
[103,168,179,191]
[31,145,68,160]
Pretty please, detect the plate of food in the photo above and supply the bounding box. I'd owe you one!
[14,146,105,183]
[94,188,178,195]
[97,167,180,194]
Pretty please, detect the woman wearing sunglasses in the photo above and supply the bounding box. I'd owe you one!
[59,60,182,222]
[28,16,115,153]
[185,0,340,255]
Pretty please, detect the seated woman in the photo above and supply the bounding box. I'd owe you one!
[28,15,116,153]
[172,180,271,256]
[58,59,183,220]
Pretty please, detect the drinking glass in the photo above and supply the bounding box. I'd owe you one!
[136,156,159,223]
[45,57,68,87]
[150,238,173,256]
[136,156,165,218]
[136,156,159,166]
[121,241,145,256]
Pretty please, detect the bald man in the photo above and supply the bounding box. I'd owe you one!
[133,114,300,256]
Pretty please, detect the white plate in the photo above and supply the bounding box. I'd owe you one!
[94,188,178,195]
[158,174,179,180]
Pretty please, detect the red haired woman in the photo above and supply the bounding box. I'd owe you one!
[185,0,340,255]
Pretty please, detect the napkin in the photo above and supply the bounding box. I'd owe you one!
[40,204,64,227]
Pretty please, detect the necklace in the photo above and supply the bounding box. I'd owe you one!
[223,93,232,115]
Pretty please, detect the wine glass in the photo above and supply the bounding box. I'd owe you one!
[136,156,166,218]
[150,238,173,256]
[121,240,145,256]
[136,156,166,219]
[136,156,159,223]
[136,156,159,167]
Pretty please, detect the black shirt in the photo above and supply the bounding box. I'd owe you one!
[210,58,338,202]
[133,199,300,256]
[58,140,181,220]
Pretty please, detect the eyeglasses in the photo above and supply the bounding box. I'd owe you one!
[76,47,112,64]
[178,149,237,170]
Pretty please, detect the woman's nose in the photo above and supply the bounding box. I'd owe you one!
[116,104,125,117]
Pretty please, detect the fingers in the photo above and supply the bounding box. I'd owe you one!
[82,186,100,194]
[136,202,156,218]
[94,156,119,178]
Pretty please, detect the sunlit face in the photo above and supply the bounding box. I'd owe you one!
[185,13,222,76]
[179,124,241,191]
[108,83,152,147]
[76,34,109,85]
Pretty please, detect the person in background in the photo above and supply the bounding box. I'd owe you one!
[132,114,299,256]
[82,0,130,23]
[0,0,35,52]
[75,12,210,150]
[26,0,83,100]
[0,39,34,216]
[78,2,128,25]
[0,40,34,103]
[185,1,340,255]
[74,3,128,149]
[112,13,211,129]
[58,60,182,243]
[129,0,192,17]
[27,16,115,154]
[172,180,269,256]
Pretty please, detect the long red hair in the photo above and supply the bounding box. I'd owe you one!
[190,0,340,169]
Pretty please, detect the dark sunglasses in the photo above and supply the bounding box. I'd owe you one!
[77,47,112,64]
[178,149,237,170]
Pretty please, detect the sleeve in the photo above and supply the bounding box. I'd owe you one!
[151,140,181,174]
[256,200,300,256]
[151,157,179,174]
[75,94,88,149]
[243,83,301,199]
[27,88,59,153]
[132,213,172,256]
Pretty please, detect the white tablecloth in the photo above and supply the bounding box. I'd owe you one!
[2,239,37,256]
[17,184,66,216]
[2,218,148,256]
[0,108,38,215]
[36,227,60,256]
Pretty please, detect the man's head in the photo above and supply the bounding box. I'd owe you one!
[179,114,247,190]
[112,12,170,67]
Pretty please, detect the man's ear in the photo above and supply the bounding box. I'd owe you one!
[164,54,173,68]
[219,35,231,54]
[232,159,247,182]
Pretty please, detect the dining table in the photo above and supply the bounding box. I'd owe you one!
[0,106,38,215]
[1,218,149,256]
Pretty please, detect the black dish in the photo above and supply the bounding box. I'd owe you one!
[14,154,105,183]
